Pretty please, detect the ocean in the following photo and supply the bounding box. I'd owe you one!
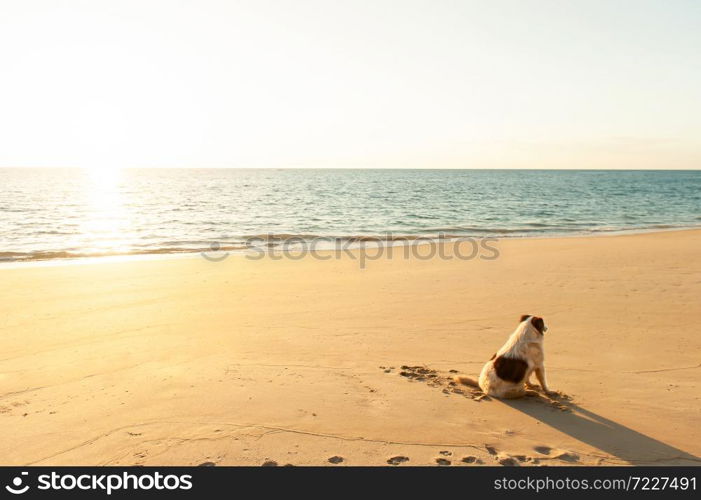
[1,168,699,262]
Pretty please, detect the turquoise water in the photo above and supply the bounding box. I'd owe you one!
[1,168,699,261]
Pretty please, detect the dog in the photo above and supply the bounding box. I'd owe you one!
[454,315,553,399]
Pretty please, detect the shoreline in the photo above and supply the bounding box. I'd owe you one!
[2,224,700,269]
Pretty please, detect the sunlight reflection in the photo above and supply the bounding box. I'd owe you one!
[81,167,130,254]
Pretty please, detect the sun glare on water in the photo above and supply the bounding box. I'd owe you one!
[81,166,130,255]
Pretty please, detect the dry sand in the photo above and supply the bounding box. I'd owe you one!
[1,229,700,466]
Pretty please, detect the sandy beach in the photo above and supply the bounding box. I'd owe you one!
[1,229,699,466]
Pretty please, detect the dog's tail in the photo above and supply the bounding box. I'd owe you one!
[453,375,479,387]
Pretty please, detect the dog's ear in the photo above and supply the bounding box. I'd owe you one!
[531,316,545,334]
[519,314,530,323]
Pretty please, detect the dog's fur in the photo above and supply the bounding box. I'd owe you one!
[454,315,552,398]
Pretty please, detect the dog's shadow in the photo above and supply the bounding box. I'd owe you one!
[499,396,700,465]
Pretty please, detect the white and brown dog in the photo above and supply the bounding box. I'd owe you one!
[455,315,553,398]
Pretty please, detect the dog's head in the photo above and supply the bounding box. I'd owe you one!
[519,314,547,334]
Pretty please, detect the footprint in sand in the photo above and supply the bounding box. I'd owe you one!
[388,365,491,402]
[328,456,344,464]
[261,460,278,467]
[497,456,520,466]
[435,458,451,466]
[438,450,452,456]
[487,445,535,466]
[398,365,437,382]
[533,446,578,462]
[387,456,410,466]
[461,456,483,464]
[198,461,217,467]
[554,452,580,463]
[389,365,573,409]
[540,391,573,411]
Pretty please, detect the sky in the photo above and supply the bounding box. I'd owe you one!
[0,0,699,170]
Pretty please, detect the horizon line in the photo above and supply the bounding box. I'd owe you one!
[1,166,700,171]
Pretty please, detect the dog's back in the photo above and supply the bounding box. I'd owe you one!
[457,315,547,398]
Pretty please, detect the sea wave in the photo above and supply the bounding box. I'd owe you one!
[3,223,700,263]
